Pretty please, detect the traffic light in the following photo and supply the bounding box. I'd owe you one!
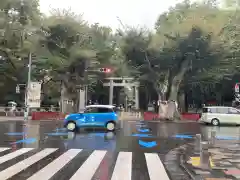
[99,68,111,73]
[235,83,239,93]
[16,85,20,94]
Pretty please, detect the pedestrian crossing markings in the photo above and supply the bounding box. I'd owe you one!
[0,147,170,180]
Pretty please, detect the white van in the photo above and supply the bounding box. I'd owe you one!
[199,106,240,126]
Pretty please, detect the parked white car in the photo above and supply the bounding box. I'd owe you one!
[199,106,240,126]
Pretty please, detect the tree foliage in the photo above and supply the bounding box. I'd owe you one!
[1,0,240,115]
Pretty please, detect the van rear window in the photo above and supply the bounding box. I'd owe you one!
[202,108,208,113]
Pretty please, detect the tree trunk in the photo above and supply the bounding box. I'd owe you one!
[61,79,75,114]
[165,59,190,120]
[178,92,186,113]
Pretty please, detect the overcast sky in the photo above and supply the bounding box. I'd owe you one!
[39,0,183,30]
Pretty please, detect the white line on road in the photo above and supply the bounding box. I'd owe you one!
[0,148,33,164]
[0,148,10,153]
[70,150,107,180]
[27,149,82,180]
[111,152,132,180]
[145,153,170,180]
[0,148,57,180]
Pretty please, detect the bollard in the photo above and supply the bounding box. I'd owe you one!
[120,120,124,129]
[238,127,240,144]
[194,134,201,153]
[200,141,210,169]
[210,130,216,146]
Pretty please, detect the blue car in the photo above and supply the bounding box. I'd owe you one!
[64,105,118,131]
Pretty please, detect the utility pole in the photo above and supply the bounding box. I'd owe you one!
[24,52,32,121]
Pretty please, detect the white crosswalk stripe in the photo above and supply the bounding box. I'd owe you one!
[0,148,33,165]
[70,150,107,180]
[0,147,170,180]
[111,152,132,180]
[0,148,57,180]
[0,148,10,153]
[27,149,82,180]
[145,153,170,180]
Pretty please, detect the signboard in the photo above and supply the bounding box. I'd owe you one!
[27,82,41,108]
[235,84,239,93]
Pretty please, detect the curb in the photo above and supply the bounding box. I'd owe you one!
[180,154,202,180]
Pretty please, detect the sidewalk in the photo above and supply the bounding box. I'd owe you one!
[0,116,28,121]
[183,140,240,180]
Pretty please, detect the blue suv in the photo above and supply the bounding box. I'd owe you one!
[64,105,118,131]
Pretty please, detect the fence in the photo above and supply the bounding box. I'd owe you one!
[143,111,200,121]
[0,106,60,117]
[0,106,143,120]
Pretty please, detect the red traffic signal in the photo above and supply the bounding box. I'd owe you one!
[235,83,239,93]
[99,68,111,73]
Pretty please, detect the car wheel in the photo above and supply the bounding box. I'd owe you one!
[66,122,77,131]
[211,118,220,126]
[106,122,116,131]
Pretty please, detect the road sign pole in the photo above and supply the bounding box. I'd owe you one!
[24,52,32,121]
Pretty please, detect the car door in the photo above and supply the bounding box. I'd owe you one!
[228,107,240,124]
[82,107,98,126]
[94,107,113,126]
[215,107,229,124]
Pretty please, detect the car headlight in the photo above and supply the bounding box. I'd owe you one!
[65,115,69,119]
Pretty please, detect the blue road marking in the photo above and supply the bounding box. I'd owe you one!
[5,132,25,136]
[132,133,152,138]
[172,134,193,139]
[89,133,106,137]
[137,128,150,133]
[46,132,69,136]
[135,124,147,127]
[54,128,67,132]
[10,138,36,145]
[138,140,157,148]
[216,136,239,140]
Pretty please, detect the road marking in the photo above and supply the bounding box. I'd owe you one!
[0,148,57,180]
[0,148,10,153]
[111,152,132,180]
[0,148,33,164]
[145,153,170,180]
[27,149,82,180]
[70,150,107,180]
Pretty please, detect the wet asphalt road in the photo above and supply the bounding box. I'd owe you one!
[0,119,239,180]
[0,120,198,152]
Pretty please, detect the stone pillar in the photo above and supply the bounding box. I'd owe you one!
[109,79,113,105]
[135,86,139,109]
[78,88,85,112]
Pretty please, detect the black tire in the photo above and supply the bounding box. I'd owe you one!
[66,121,77,132]
[211,118,220,126]
[106,121,116,131]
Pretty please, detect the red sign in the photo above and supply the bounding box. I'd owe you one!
[235,84,239,93]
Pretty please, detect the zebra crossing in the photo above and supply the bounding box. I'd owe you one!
[0,147,170,180]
